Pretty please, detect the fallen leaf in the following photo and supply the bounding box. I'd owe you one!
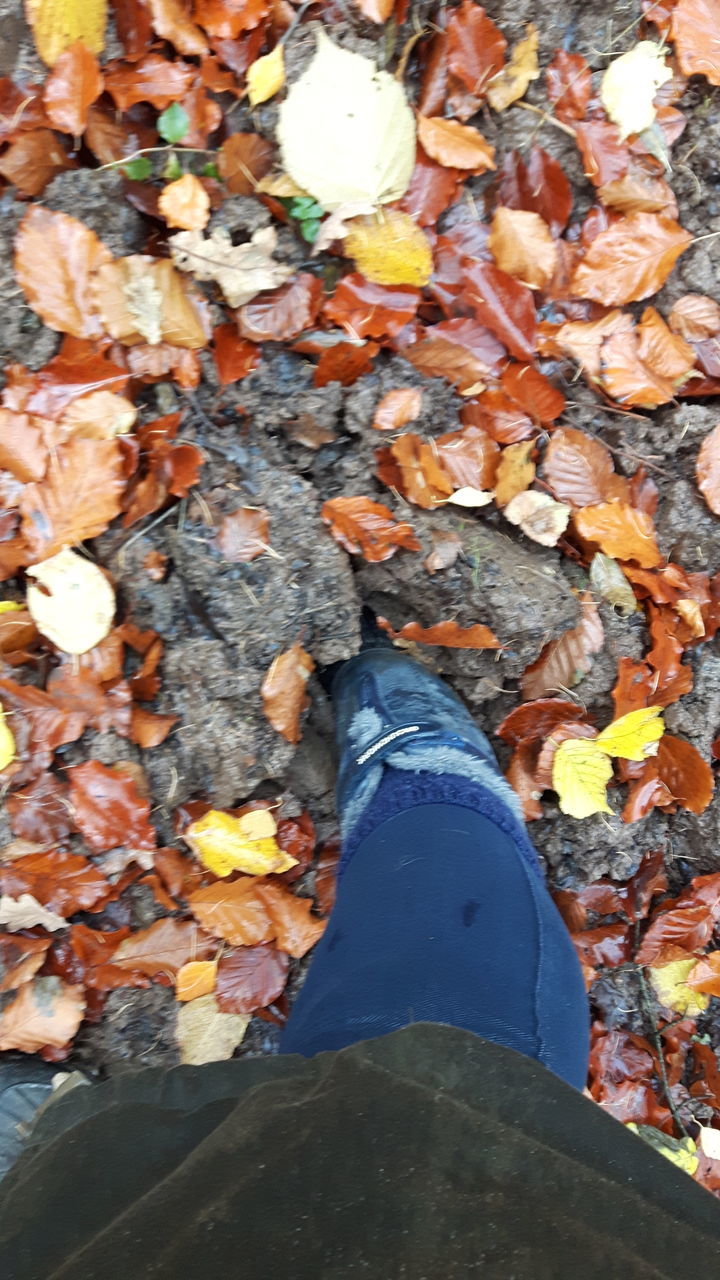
[570,213,692,304]
[103,53,195,111]
[545,49,591,122]
[215,507,270,562]
[112,918,215,979]
[404,317,505,392]
[556,310,635,380]
[696,424,720,515]
[184,808,297,878]
[15,205,111,338]
[277,31,415,210]
[447,0,507,118]
[500,363,565,424]
[213,325,262,384]
[26,548,115,655]
[543,428,627,508]
[487,23,539,111]
[552,737,613,818]
[91,255,209,347]
[20,437,125,560]
[372,388,423,432]
[0,893,67,932]
[176,959,217,1002]
[158,173,210,230]
[380,618,500,649]
[0,705,16,771]
[497,146,573,238]
[687,951,720,995]
[669,294,720,342]
[321,496,420,562]
[574,120,629,188]
[68,759,156,852]
[218,132,274,194]
[215,944,289,1014]
[488,207,557,290]
[0,129,75,197]
[6,772,71,843]
[590,553,638,616]
[416,116,496,172]
[324,273,420,338]
[60,390,137,440]
[521,594,604,700]
[26,0,107,65]
[0,934,51,993]
[237,273,322,342]
[344,211,433,287]
[496,697,590,747]
[424,529,463,574]
[261,642,315,743]
[493,440,536,506]
[600,330,677,408]
[462,259,537,362]
[247,43,285,106]
[313,341,379,388]
[573,503,662,568]
[398,144,464,227]
[649,957,709,1017]
[671,0,720,85]
[655,734,714,814]
[598,171,678,216]
[595,706,664,760]
[42,40,103,134]
[177,993,249,1065]
[601,41,671,140]
[188,877,326,957]
[0,976,85,1052]
[503,490,570,546]
[170,226,293,308]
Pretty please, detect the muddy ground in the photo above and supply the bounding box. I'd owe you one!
[2,0,720,1069]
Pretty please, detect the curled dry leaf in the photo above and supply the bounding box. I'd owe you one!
[277,32,415,211]
[92,256,208,348]
[486,23,539,111]
[0,892,67,932]
[170,226,293,308]
[15,205,111,338]
[215,507,270,562]
[380,617,500,649]
[493,440,535,507]
[26,548,115,655]
[488,208,557,290]
[321,496,420,562]
[504,490,570,546]
[570,213,692,305]
[600,41,671,140]
[158,173,210,231]
[590,553,638,616]
[344,211,433,288]
[177,994,250,1066]
[0,976,85,1053]
[696,423,720,515]
[669,294,720,342]
[573,503,662,568]
[261,642,315,744]
[372,388,423,432]
[416,117,496,172]
[521,593,604,701]
[184,808,297,878]
[424,529,463,574]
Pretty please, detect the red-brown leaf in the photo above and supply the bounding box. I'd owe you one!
[0,129,75,196]
[570,213,692,305]
[215,944,289,1014]
[404,318,505,391]
[111,918,216,979]
[0,850,109,915]
[6,772,72,843]
[20,437,125,560]
[237,274,322,343]
[0,934,50,993]
[261,642,315,744]
[380,618,500,649]
[655,735,714,815]
[574,121,629,188]
[212,324,261,385]
[324,274,420,339]
[447,0,507,117]
[500,364,565,424]
[496,698,590,746]
[397,144,463,227]
[314,342,379,388]
[521,594,604,700]
[43,42,104,136]
[215,506,270,562]
[103,54,196,111]
[497,147,573,237]
[543,427,628,508]
[545,50,591,122]
[321,496,420,562]
[461,260,536,362]
[68,760,157,853]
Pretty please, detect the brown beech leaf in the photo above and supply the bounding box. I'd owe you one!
[6,772,71,844]
[497,146,573,237]
[503,490,570,546]
[19,437,125,560]
[0,977,85,1053]
[696,423,720,515]
[556,310,635,380]
[416,116,496,172]
[112,918,216,979]
[521,594,604,700]
[372,388,423,431]
[671,0,720,84]
[404,318,505,392]
[635,306,696,383]
[398,144,464,227]
[655,735,714,814]
[461,390,536,445]
[573,503,662,568]
[145,0,208,55]
[215,507,270,562]
[188,877,326,957]
[215,944,289,1014]
[500,364,565,424]
[15,205,111,338]
[570,213,692,305]
[600,330,678,408]
[493,440,535,507]
[545,49,591,122]
[324,274,420,338]
[574,120,629,188]
[0,129,75,196]
[434,424,500,492]
[68,760,157,852]
[0,934,50,993]
[129,707,178,749]
[636,874,720,965]
[488,208,557,290]
[598,172,678,217]
[91,256,208,348]
[212,324,261,385]
[496,697,590,746]
[376,432,454,509]
[0,849,109,915]
[314,342,379,388]
[43,41,104,135]
[104,54,195,111]
[461,260,536,362]
[543,428,627,508]
[237,273,322,343]
[158,173,210,231]
[447,0,507,118]
[380,618,500,649]
[424,529,463,574]
[669,294,720,342]
[321,496,420,563]
[261,642,315,744]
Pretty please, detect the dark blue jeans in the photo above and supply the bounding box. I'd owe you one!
[281,799,590,1090]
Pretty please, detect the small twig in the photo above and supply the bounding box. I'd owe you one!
[513,101,578,138]
[635,961,692,1140]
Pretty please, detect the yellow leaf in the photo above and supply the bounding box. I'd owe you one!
[487,23,540,112]
[26,548,115,655]
[0,705,16,772]
[25,0,107,65]
[552,738,613,819]
[600,41,671,141]
[184,809,298,878]
[176,960,218,1003]
[626,1123,699,1176]
[177,993,249,1065]
[595,705,664,761]
[344,210,433,287]
[649,957,710,1018]
[0,602,23,614]
[247,44,285,107]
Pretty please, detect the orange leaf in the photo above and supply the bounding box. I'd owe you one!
[376,432,454,509]
[488,207,557,290]
[261,642,315,744]
[176,959,218,1001]
[19,437,125,560]
[321,496,420,563]
[0,977,85,1053]
[656,735,714,814]
[15,205,111,338]
[686,952,720,995]
[635,306,696,383]
[218,132,274,195]
[493,440,536,507]
[213,324,261,385]
[571,213,692,305]
[112,919,216,979]
[215,507,270,562]
[188,877,326,957]
[404,317,504,392]
[573,502,662,568]
[417,115,496,172]
[380,618,500,649]
[129,706,178,748]
[598,171,677,217]
[145,0,208,55]
[671,0,720,84]
[91,256,208,349]
[521,594,604,700]
[669,293,720,342]
[352,0,394,20]
[372,388,423,431]
[42,41,103,135]
[600,330,677,408]
[543,427,627,508]
[238,273,322,343]
[556,310,634,380]
[0,128,75,196]
[447,0,507,118]
[314,342,378,388]
[462,260,536,362]
[158,173,210,230]
[500,363,565,424]
[696,423,720,515]
[104,53,195,111]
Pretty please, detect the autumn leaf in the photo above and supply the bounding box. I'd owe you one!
[595,706,664,760]
[372,388,423,432]
[68,759,156,852]
[416,116,496,172]
[0,893,68,933]
[404,318,504,392]
[696,423,720,515]
[545,49,591,122]
[215,507,270,562]
[324,273,420,338]
[447,0,507,117]
[218,132,274,194]
[215,944,289,1015]
[379,618,500,649]
[184,808,297,878]
[247,44,285,106]
[669,293,720,342]
[0,705,16,772]
[496,697,590,747]
[649,957,710,1017]
[462,259,537,362]
[425,529,463,574]
[500,363,565,424]
[671,0,720,85]
[488,208,557,290]
[0,976,85,1052]
[655,735,714,814]
[0,129,75,197]
[590,553,638,616]
[43,41,103,134]
[556,310,635,381]
[237,274,322,342]
[20,437,125,560]
[321,496,420,562]
[170,226,293,308]
[601,42,671,139]
[188,877,326,957]
[552,738,613,819]
[112,918,215,979]
[26,0,107,65]
[503,490,570,546]
[498,146,573,238]
[521,594,604,700]
[573,503,662,568]
[26,548,115,655]
[493,440,535,506]
[599,331,677,408]
[261,642,315,744]
[176,959,217,1002]
[158,173,210,231]
[213,326,262,385]
[486,23,539,111]
[543,428,627,508]
[177,994,249,1065]
[92,255,209,348]
[15,205,111,338]
[687,951,720,996]
[344,211,433,287]
[570,213,692,305]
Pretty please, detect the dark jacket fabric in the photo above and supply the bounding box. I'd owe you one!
[2,1023,720,1279]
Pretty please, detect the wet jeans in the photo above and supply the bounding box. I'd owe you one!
[281,800,590,1089]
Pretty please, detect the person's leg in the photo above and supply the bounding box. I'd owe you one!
[281,642,590,1089]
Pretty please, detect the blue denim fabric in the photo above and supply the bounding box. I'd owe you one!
[281,784,590,1090]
